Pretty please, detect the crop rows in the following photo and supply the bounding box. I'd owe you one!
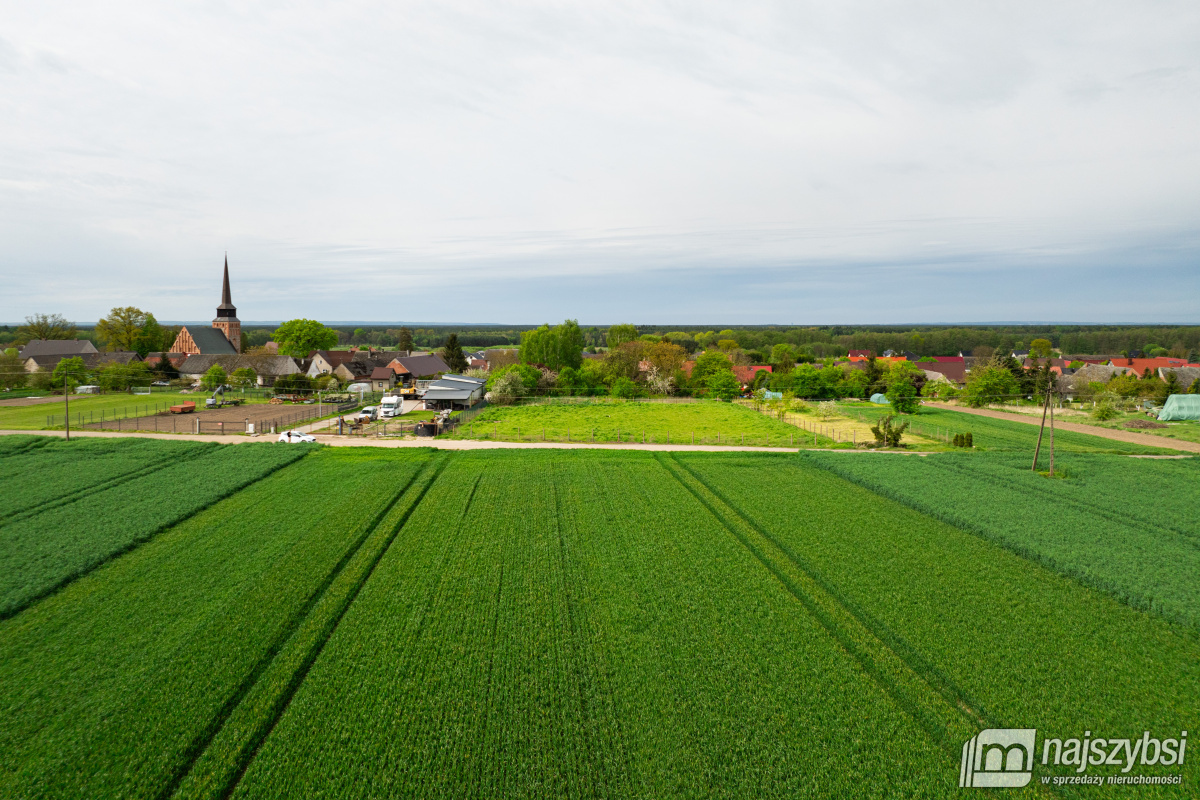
[0,437,216,522]
[803,450,1200,629]
[225,451,960,797]
[0,447,434,799]
[2,444,1198,797]
[678,452,1200,790]
[0,441,312,618]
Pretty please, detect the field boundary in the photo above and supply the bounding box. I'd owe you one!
[655,454,988,756]
[0,448,317,622]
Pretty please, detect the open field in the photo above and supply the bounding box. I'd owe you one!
[0,390,273,430]
[443,399,830,446]
[1,440,1196,796]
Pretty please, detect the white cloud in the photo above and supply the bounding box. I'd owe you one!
[1,1,1198,323]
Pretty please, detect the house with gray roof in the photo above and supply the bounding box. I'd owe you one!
[1160,366,1200,391]
[24,350,141,373]
[18,339,98,359]
[178,354,303,386]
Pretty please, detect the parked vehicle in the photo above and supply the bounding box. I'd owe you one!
[355,406,378,422]
[151,380,170,387]
[379,395,405,418]
[278,430,316,443]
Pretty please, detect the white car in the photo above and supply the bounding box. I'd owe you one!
[278,430,317,443]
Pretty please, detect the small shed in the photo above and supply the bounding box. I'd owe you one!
[1157,395,1200,421]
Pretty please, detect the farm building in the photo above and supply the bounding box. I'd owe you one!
[423,374,486,410]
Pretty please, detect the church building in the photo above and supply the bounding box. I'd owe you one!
[170,257,242,355]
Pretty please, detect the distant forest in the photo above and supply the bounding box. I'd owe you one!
[4,322,1197,360]
[242,323,1199,359]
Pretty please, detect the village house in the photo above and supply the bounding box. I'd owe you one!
[179,354,304,386]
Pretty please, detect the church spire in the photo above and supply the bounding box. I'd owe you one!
[216,253,237,317]
[221,253,232,307]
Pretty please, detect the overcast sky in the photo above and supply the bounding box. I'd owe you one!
[2,2,1199,325]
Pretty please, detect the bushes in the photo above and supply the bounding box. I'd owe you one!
[885,378,919,414]
[489,370,525,405]
[869,413,908,447]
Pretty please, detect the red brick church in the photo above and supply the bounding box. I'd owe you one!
[170,257,242,355]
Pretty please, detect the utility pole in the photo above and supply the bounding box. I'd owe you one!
[1048,383,1055,477]
[1031,382,1051,472]
[64,372,71,441]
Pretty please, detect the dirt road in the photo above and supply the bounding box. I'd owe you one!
[0,428,801,453]
[924,403,1200,454]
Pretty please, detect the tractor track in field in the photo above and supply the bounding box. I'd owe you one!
[656,454,1081,799]
[655,456,984,737]
[204,453,452,800]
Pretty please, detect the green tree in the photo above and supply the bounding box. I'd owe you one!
[606,324,638,350]
[886,377,919,414]
[520,321,584,371]
[134,314,168,357]
[95,307,149,351]
[1029,338,1054,358]
[611,376,643,399]
[17,313,76,343]
[396,327,414,352]
[274,373,313,393]
[153,354,179,381]
[230,367,258,388]
[441,333,469,373]
[963,362,1019,407]
[555,319,585,371]
[520,324,555,367]
[1156,372,1182,405]
[272,319,339,358]
[201,364,228,390]
[97,361,153,392]
[706,369,741,401]
[52,356,88,393]
[689,350,733,387]
[770,343,795,374]
[0,351,28,390]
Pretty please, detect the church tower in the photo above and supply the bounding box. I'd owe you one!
[212,255,242,352]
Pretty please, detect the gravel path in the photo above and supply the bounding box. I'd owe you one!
[924,403,1200,454]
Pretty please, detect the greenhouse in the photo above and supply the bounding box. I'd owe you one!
[1157,394,1200,421]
